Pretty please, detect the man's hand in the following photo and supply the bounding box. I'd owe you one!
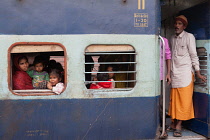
[166,74,171,85]
[196,71,207,82]
[197,73,207,82]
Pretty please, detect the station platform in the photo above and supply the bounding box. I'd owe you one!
[156,117,207,140]
[157,127,207,140]
[165,128,207,140]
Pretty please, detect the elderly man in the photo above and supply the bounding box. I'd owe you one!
[168,15,206,137]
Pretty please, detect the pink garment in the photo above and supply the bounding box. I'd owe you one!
[160,37,171,80]
[52,82,64,94]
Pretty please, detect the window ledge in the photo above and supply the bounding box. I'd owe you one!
[88,88,133,91]
[12,89,57,96]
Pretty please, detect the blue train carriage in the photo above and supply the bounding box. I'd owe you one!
[180,1,210,138]
[0,0,161,139]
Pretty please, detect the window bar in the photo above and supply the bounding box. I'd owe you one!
[88,88,134,91]
[199,55,207,57]
[85,80,137,83]
[85,71,136,74]
[199,60,207,61]
[85,52,137,55]
[85,62,137,64]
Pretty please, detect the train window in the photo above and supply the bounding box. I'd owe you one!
[195,47,207,87]
[85,45,136,91]
[8,42,66,96]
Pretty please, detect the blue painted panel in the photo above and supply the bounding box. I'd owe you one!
[0,97,158,140]
[184,119,209,138]
[193,92,208,123]
[0,0,160,35]
[184,92,210,138]
[180,1,210,40]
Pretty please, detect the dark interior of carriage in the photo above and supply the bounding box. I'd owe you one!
[85,45,136,90]
[160,0,209,139]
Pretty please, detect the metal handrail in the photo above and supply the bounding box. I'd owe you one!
[159,35,166,138]
[85,52,136,55]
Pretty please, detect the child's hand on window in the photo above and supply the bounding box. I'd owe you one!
[47,82,53,90]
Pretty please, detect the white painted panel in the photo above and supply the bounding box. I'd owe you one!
[85,45,134,52]
[11,45,63,53]
[0,34,159,99]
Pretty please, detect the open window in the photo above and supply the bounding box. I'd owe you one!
[8,42,66,96]
[85,45,136,91]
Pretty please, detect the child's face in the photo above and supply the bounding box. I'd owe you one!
[35,63,44,72]
[19,58,29,71]
[49,74,60,86]
[107,67,114,78]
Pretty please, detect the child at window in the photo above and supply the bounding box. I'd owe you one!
[12,55,33,90]
[106,65,116,88]
[47,69,64,94]
[47,60,64,73]
[27,56,49,89]
[90,73,112,89]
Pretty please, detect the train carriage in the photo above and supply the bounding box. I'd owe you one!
[0,0,209,139]
[0,0,160,139]
[161,0,210,138]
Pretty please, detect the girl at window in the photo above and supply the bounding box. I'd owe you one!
[106,65,116,88]
[47,69,64,94]
[12,55,33,90]
[90,73,112,89]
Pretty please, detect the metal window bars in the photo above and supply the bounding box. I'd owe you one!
[195,47,207,86]
[84,51,136,88]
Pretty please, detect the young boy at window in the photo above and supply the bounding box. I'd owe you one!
[27,55,49,89]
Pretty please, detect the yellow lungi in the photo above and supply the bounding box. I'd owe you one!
[168,74,194,120]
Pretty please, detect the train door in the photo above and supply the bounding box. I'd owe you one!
[161,0,210,138]
[181,2,210,137]
[189,41,209,137]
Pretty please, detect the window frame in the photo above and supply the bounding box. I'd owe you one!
[8,42,67,96]
[84,44,137,91]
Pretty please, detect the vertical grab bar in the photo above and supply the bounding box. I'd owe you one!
[159,35,166,138]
